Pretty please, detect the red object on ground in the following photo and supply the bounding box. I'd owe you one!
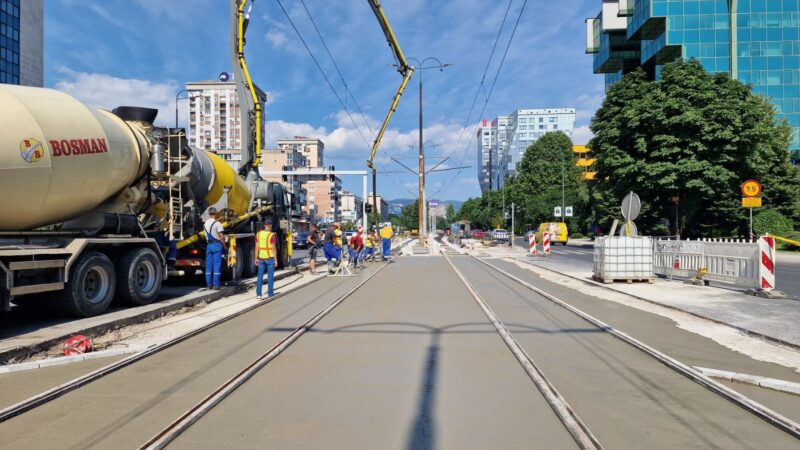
[64,335,93,356]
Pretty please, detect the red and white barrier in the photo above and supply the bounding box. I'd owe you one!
[528,234,537,256]
[759,235,776,290]
[543,232,551,256]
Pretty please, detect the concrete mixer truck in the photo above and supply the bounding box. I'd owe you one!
[0,84,293,317]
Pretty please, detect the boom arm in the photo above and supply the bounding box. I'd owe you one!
[366,0,414,170]
[231,0,265,174]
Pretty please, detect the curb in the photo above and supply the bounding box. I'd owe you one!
[0,345,153,374]
[509,257,800,352]
[0,265,308,365]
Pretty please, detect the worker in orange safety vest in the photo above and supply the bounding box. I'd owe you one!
[255,222,277,300]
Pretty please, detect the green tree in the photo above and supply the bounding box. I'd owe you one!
[590,59,800,238]
[400,200,419,230]
[445,204,456,224]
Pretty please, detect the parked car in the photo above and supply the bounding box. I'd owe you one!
[535,222,569,245]
[293,232,310,249]
[492,229,510,242]
[470,229,485,239]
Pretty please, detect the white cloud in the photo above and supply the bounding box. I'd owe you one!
[53,68,180,127]
[572,125,594,145]
[266,30,290,48]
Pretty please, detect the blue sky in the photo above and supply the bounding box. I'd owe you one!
[44,0,604,201]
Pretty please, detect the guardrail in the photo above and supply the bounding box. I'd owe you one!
[653,237,773,290]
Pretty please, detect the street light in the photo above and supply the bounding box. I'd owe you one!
[175,88,200,129]
[408,56,452,246]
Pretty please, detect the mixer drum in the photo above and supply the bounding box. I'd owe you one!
[0,85,149,230]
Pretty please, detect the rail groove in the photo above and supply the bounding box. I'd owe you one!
[139,262,388,449]
[442,252,603,450]
[471,256,800,440]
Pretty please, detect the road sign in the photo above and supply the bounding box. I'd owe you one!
[565,206,573,217]
[621,192,641,221]
[742,180,762,198]
[742,197,762,208]
[429,200,440,207]
[554,206,562,217]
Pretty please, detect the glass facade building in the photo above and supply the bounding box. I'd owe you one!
[0,0,20,85]
[587,0,800,150]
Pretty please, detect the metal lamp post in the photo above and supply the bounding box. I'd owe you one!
[408,57,452,246]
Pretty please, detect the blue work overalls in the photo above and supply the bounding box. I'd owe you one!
[205,222,223,288]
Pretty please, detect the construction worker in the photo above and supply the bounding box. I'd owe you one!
[380,222,394,260]
[323,224,340,273]
[364,229,376,262]
[307,224,321,274]
[349,226,365,269]
[255,222,277,299]
[204,207,226,290]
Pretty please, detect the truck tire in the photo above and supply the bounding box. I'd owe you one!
[241,242,257,278]
[64,251,116,317]
[223,244,244,281]
[276,232,289,270]
[116,247,163,306]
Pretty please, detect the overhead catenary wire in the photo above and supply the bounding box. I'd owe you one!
[431,0,527,199]
[274,0,415,197]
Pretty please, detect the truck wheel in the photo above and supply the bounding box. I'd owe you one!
[64,251,116,317]
[241,242,257,278]
[223,244,244,281]
[116,247,163,306]
[276,233,289,270]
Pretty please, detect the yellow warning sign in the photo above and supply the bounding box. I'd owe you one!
[742,197,762,208]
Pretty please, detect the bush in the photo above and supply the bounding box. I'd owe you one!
[753,209,793,236]
[570,232,585,239]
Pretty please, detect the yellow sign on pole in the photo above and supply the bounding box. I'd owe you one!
[742,197,762,208]
[742,180,762,197]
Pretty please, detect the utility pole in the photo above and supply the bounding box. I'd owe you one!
[409,57,451,246]
[561,153,566,222]
[511,202,515,248]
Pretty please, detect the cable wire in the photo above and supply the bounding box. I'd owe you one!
[432,0,527,198]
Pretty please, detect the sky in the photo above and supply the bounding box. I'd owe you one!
[44,0,604,201]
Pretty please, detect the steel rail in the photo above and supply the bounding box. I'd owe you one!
[471,256,800,440]
[139,261,389,449]
[441,252,602,449]
[0,269,330,423]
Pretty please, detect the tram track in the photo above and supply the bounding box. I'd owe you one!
[138,262,388,449]
[0,262,379,424]
[443,251,800,443]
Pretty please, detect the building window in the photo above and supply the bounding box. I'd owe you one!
[549,117,557,123]
[539,117,544,123]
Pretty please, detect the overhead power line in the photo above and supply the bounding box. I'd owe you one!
[432,0,528,198]
[275,0,415,197]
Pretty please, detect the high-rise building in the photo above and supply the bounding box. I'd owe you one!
[587,0,800,150]
[187,80,262,170]
[277,137,325,168]
[1,0,43,86]
[304,177,342,223]
[261,147,308,214]
[366,194,389,222]
[478,108,577,194]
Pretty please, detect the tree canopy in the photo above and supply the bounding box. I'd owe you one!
[589,59,800,237]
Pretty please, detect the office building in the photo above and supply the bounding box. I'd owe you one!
[277,137,325,168]
[587,0,800,150]
[1,0,43,86]
[304,177,342,223]
[478,108,577,194]
[340,191,363,223]
[186,80,266,170]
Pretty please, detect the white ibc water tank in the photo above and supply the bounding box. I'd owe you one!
[0,85,150,230]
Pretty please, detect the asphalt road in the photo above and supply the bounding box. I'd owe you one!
[514,237,800,299]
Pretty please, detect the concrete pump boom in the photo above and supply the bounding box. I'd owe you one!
[231,0,266,174]
[366,0,414,170]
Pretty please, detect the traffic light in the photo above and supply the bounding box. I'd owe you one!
[282,165,289,182]
[365,203,373,214]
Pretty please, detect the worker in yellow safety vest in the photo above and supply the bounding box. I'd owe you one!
[255,222,277,299]
[380,223,394,260]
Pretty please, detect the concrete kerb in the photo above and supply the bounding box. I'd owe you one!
[0,345,153,374]
[0,264,309,365]
[694,366,800,397]
[509,256,800,353]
